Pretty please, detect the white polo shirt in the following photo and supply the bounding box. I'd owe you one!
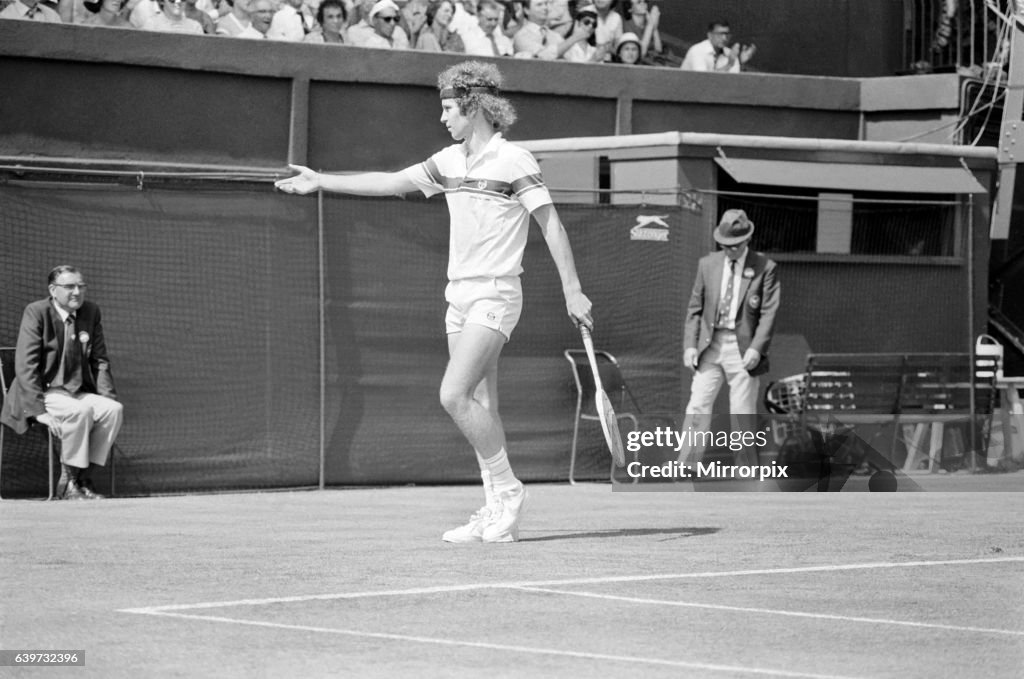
[403,133,552,281]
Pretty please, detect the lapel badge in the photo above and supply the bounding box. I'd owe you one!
[78,331,90,345]
[748,295,760,308]
[743,267,755,279]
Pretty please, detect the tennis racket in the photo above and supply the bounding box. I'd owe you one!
[579,325,626,467]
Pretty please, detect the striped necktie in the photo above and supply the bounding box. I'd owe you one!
[717,260,736,328]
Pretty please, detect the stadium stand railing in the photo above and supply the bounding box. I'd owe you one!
[903,0,1010,75]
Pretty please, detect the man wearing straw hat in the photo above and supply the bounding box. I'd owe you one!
[347,0,408,48]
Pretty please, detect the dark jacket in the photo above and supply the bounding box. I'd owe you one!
[1,299,117,435]
[683,250,780,377]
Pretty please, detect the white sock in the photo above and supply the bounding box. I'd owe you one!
[475,452,496,505]
[480,471,495,505]
[481,447,520,494]
[474,450,489,473]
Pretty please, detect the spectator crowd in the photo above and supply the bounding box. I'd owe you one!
[0,0,756,71]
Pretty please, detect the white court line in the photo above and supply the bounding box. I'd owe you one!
[138,610,865,679]
[119,555,1024,614]
[514,586,1024,638]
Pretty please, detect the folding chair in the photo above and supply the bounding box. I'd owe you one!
[0,346,58,500]
[563,348,641,483]
[0,346,117,500]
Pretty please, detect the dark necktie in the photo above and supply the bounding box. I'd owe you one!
[717,260,736,328]
[61,315,83,393]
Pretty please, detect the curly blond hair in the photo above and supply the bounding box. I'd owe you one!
[437,61,517,132]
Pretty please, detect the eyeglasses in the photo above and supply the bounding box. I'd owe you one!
[377,14,399,22]
[54,283,87,291]
[712,30,731,36]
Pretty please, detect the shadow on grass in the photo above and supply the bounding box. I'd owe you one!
[519,526,720,543]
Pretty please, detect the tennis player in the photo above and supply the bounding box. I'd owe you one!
[276,61,593,543]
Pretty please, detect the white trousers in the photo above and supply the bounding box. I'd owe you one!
[685,330,761,416]
[679,330,760,465]
[43,389,124,469]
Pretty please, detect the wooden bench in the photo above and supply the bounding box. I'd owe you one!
[801,352,1000,472]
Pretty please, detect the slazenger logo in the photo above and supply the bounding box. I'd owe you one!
[630,215,670,242]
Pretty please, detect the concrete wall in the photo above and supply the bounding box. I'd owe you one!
[0,21,954,173]
[860,75,966,144]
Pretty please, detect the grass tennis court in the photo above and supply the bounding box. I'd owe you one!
[2,480,1022,678]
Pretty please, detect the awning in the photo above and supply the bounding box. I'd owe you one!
[714,157,987,194]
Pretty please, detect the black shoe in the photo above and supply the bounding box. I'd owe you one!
[61,478,88,501]
[55,474,70,499]
[78,477,105,500]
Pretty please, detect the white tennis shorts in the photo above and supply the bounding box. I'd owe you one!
[444,276,523,341]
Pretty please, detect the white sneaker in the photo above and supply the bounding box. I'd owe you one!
[442,504,497,543]
[481,484,527,543]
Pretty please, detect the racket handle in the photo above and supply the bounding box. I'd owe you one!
[579,324,596,358]
[579,325,603,387]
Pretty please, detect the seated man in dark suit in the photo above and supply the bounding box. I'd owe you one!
[1,265,124,500]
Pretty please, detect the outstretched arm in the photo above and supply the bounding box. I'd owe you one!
[275,164,418,197]
[532,203,593,329]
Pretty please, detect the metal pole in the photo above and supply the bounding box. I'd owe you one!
[968,194,977,474]
[991,5,1024,239]
[318,188,326,490]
